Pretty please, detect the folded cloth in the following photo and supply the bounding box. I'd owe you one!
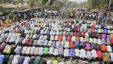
[58,48,64,56]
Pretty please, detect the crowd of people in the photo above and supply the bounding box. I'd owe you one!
[0,8,113,64]
[75,9,113,24]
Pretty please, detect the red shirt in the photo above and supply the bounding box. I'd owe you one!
[66,36,71,42]
[97,50,103,60]
[90,28,94,33]
[69,42,74,48]
[58,35,63,42]
[110,38,113,45]
[101,44,107,52]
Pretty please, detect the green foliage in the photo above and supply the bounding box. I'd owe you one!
[49,0,54,5]
[16,0,24,5]
[41,0,48,7]
[87,0,109,8]
[27,0,35,7]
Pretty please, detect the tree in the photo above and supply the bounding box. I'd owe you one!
[16,0,24,6]
[27,0,35,8]
[87,0,110,9]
